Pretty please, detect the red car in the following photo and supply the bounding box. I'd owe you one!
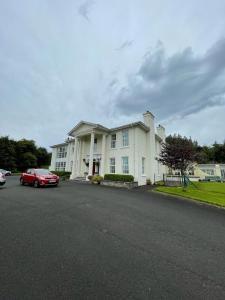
[20,169,59,187]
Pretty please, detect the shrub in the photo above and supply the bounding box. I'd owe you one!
[154,180,165,186]
[104,174,134,182]
[91,175,103,184]
[146,179,152,185]
[87,175,93,180]
[52,171,71,180]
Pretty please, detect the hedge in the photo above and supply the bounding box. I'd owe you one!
[104,174,134,182]
[51,171,71,179]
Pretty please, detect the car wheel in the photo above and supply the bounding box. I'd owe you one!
[34,180,39,188]
[20,178,25,185]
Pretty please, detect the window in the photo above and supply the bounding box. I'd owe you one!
[142,157,145,175]
[55,161,66,171]
[221,169,225,179]
[57,147,67,158]
[109,158,115,173]
[94,138,97,152]
[111,134,116,148]
[122,129,129,147]
[201,168,214,175]
[122,156,129,174]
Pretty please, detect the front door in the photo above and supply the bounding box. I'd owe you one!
[92,162,95,175]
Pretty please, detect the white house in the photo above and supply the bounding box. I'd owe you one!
[50,111,166,185]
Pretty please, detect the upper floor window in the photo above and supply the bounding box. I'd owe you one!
[109,158,116,173]
[57,147,67,158]
[122,156,129,174]
[111,134,116,148]
[122,129,129,147]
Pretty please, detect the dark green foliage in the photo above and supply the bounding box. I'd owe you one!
[0,136,16,170]
[159,134,196,175]
[195,142,225,164]
[104,174,134,182]
[36,147,51,167]
[51,171,71,180]
[51,171,71,177]
[0,136,51,171]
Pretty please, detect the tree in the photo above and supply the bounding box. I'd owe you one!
[0,136,51,171]
[159,134,196,175]
[36,147,51,167]
[0,136,17,170]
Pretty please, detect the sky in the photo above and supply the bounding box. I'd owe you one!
[0,0,225,149]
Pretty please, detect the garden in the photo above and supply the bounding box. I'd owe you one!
[156,182,225,207]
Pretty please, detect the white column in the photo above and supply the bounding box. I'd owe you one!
[100,134,106,177]
[88,132,95,176]
[70,138,78,179]
[77,138,82,177]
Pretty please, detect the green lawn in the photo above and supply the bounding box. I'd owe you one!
[156,182,225,207]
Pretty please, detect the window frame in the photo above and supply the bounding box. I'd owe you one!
[122,129,129,147]
[109,157,116,174]
[111,134,116,149]
[122,156,129,174]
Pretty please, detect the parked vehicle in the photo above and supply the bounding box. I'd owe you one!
[0,169,11,176]
[0,172,6,186]
[20,169,59,187]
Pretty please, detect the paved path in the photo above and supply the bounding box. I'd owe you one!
[0,177,225,299]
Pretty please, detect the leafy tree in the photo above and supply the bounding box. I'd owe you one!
[0,136,51,171]
[0,136,17,170]
[159,134,196,175]
[20,152,37,170]
[36,147,51,167]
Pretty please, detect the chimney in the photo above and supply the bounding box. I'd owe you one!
[156,124,166,141]
[143,111,155,128]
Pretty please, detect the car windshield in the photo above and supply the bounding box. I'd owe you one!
[35,169,53,175]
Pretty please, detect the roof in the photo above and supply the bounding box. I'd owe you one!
[68,121,110,136]
[110,121,149,133]
[50,142,68,148]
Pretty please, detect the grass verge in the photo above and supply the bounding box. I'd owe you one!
[156,182,225,208]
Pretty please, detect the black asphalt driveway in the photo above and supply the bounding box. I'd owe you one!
[1,177,225,299]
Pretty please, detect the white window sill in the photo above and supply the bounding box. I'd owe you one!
[120,146,129,149]
[141,174,146,177]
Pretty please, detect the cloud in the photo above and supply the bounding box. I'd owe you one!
[116,40,133,51]
[108,78,118,88]
[77,0,95,21]
[113,38,225,120]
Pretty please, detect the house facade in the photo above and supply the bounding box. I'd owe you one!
[50,111,166,185]
[193,164,225,180]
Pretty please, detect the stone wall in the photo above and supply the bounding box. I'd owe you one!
[101,180,138,189]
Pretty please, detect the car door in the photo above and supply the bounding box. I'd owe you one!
[29,169,36,184]
[23,169,31,183]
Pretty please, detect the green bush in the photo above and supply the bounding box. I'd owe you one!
[104,174,134,182]
[154,180,165,186]
[52,171,71,180]
[146,179,152,185]
[91,175,103,184]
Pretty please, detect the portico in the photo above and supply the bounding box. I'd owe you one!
[68,122,109,179]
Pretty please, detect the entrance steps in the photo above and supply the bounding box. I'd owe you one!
[73,176,90,183]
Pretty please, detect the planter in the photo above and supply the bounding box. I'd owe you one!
[101,180,138,189]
